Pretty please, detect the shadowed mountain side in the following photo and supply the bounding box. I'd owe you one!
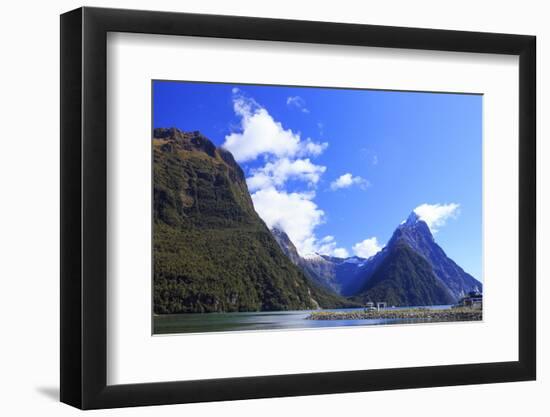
[272,228,340,293]
[153,128,351,314]
[271,213,481,307]
[351,242,456,307]
[386,212,482,300]
[271,227,368,298]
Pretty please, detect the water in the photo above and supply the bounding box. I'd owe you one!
[153,305,455,335]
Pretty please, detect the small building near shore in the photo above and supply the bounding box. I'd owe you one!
[364,302,377,311]
[457,289,483,309]
[364,301,387,311]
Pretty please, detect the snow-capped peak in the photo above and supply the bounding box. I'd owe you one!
[302,252,324,261]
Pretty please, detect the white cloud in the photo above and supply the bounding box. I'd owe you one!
[247,158,326,192]
[222,93,325,162]
[224,97,300,162]
[414,203,460,233]
[352,237,382,258]
[315,235,350,258]
[251,187,348,257]
[330,173,370,191]
[286,95,310,113]
[251,187,324,255]
[223,91,344,257]
[332,248,350,258]
[300,138,328,157]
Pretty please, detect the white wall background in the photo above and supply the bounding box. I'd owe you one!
[0,0,545,415]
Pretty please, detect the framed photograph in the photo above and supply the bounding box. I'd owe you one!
[60,6,536,409]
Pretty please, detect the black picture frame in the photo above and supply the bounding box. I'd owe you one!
[60,6,536,410]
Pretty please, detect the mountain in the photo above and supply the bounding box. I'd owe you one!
[153,127,350,314]
[271,212,482,307]
[301,254,342,294]
[270,227,302,266]
[271,227,366,295]
[325,256,371,296]
[387,212,482,300]
[154,127,481,311]
[351,242,455,306]
[352,212,482,306]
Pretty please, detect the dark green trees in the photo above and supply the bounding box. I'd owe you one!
[153,128,348,314]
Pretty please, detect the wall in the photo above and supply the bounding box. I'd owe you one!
[0,0,545,415]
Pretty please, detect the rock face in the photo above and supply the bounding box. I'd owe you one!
[386,212,482,300]
[350,212,482,306]
[271,212,482,307]
[271,227,366,295]
[301,254,340,293]
[270,227,302,266]
[153,128,349,314]
[351,242,456,306]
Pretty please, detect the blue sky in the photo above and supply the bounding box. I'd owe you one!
[153,81,482,280]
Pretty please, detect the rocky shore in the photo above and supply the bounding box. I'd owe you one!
[306,307,482,322]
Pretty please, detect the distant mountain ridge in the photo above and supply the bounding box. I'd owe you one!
[271,227,368,295]
[271,212,482,307]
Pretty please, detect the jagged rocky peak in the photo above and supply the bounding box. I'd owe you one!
[270,227,302,266]
[401,211,429,231]
[271,226,290,242]
[393,211,434,244]
[389,210,481,300]
[404,210,420,225]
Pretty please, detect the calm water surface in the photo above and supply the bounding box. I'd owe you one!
[153,305,455,335]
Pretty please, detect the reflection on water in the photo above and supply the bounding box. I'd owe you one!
[153,306,456,335]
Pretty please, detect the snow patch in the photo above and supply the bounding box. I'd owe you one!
[344,257,362,264]
[303,252,324,261]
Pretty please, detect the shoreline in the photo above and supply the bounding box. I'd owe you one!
[306,307,482,322]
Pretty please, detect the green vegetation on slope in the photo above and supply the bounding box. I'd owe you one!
[351,242,455,307]
[153,128,349,314]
